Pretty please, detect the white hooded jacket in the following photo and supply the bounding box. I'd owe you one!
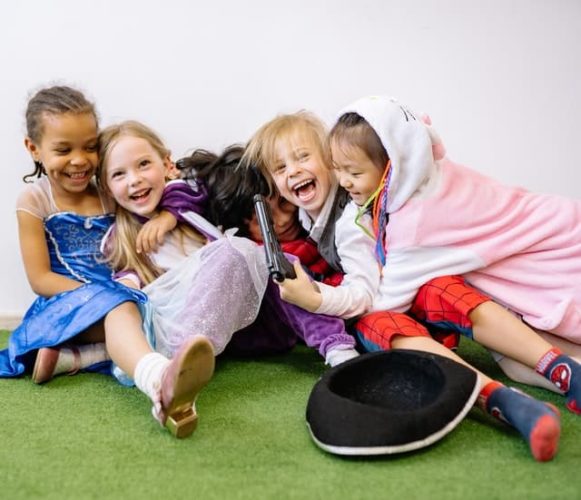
[339,96,581,342]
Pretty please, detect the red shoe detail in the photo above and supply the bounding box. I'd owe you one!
[432,331,460,351]
[529,414,560,462]
[535,348,561,374]
[566,399,581,415]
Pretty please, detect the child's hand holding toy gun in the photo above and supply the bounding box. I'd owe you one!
[253,194,323,312]
[253,194,297,281]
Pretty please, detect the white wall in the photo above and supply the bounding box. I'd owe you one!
[1,0,580,324]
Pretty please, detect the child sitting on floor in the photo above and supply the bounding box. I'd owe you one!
[99,121,358,372]
[0,85,212,439]
[175,145,344,357]
[328,95,581,413]
[241,109,567,461]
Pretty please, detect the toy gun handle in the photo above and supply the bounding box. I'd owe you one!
[253,194,297,281]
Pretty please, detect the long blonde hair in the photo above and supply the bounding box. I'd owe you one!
[241,110,331,192]
[98,120,205,286]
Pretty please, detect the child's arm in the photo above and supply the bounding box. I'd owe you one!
[135,179,206,253]
[160,179,208,217]
[278,205,380,319]
[17,211,83,297]
[136,211,177,254]
[276,261,323,311]
[316,212,380,317]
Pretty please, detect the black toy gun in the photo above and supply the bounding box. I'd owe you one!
[253,194,297,281]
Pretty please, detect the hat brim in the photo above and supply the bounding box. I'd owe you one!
[306,349,480,456]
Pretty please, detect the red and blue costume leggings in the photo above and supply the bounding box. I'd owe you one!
[354,276,490,352]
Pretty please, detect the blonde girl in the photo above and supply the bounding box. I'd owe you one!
[98,120,275,434]
[0,86,210,439]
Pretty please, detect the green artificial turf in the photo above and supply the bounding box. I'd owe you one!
[0,330,579,500]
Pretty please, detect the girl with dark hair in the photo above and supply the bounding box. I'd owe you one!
[1,86,215,439]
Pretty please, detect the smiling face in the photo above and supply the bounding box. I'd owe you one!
[331,142,385,206]
[25,112,98,199]
[267,131,334,220]
[103,135,171,218]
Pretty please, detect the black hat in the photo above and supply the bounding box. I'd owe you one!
[306,349,479,455]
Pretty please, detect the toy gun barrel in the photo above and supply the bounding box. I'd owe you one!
[253,194,297,281]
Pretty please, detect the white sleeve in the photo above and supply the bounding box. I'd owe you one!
[114,271,141,288]
[315,203,380,319]
[15,178,55,219]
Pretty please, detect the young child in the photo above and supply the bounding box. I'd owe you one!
[177,145,342,286]
[328,95,581,407]
[243,111,565,461]
[176,145,342,356]
[0,85,213,439]
[98,121,358,371]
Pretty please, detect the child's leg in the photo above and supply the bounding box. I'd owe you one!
[471,302,557,368]
[410,275,489,340]
[391,335,560,462]
[412,275,581,414]
[355,311,560,461]
[32,342,110,384]
[32,321,110,384]
[104,302,152,377]
[536,329,581,362]
[73,321,106,343]
[354,310,432,352]
[262,279,358,365]
[470,301,581,414]
[151,237,267,357]
[104,302,215,438]
[489,329,581,393]
[493,356,560,393]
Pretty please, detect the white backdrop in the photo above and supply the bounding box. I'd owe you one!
[1,0,580,324]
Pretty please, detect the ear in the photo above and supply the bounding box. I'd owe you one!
[164,156,180,180]
[420,114,446,161]
[24,137,41,161]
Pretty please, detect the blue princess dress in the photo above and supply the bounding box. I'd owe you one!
[0,177,146,378]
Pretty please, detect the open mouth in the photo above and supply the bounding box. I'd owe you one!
[130,188,152,202]
[66,170,92,182]
[293,179,316,201]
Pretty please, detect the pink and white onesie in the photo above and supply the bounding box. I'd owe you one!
[340,96,581,343]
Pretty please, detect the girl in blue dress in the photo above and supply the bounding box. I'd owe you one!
[0,85,215,439]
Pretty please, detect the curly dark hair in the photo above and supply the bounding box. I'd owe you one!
[177,145,270,237]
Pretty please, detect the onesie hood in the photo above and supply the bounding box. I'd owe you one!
[337,96,445,212]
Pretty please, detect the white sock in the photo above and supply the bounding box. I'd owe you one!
[79,343,110,366]
[134,352,170,403]
[325,347,360,367]
[54,343,110,374]
[53,348,75,374]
